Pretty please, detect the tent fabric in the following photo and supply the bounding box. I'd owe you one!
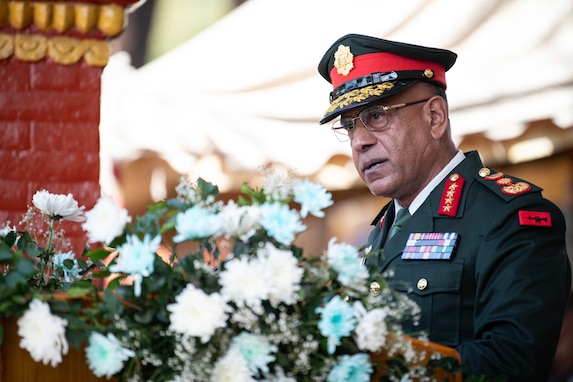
[99,0,573,195]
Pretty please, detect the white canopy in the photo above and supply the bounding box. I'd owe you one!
[100,0,573,195]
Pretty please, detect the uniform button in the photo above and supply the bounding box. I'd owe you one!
[369,281,381,296]
[417,278,428,290]
[478,167,491,177]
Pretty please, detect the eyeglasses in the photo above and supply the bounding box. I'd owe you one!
[331,98,430,142]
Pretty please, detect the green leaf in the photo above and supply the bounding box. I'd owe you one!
[197,177,219,200]
[0,243,14,262]
[4,270,27,289]
[85,248,113,261]
[14,257,35,277]
[65,281,95,297]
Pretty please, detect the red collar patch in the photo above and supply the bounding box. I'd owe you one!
[379,211,387,229]
[518,211,552,227]
[438,173,464,217]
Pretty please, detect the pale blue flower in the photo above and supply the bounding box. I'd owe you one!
[293,179,333,218]
[52,251,81,283]
[110,234,160,296]
[230,332,277,374]
[259,203,306,246]
[327,353,373,382]
[316,295,357,354]
[85,332,134,378]
[173,205,222,243]
[326,238,369,289]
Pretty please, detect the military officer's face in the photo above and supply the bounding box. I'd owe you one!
[347,83,447,205]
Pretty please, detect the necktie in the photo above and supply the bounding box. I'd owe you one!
[388,207,411,240]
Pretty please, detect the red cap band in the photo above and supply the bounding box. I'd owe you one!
[329,52,447,89]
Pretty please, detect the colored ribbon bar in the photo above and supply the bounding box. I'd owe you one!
[401,232,459,260]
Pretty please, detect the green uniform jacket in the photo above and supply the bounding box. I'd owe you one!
[365,151,571,381]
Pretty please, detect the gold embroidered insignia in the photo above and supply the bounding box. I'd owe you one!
[496,177,513,186]
[502,182,531,195]
[438,173,464,217]
[484,172,504,180]
[334,44,354,76]
[326,83,395,114]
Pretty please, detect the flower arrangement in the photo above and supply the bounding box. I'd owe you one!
[0,167,463,381]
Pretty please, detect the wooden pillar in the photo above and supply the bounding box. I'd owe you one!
[0,0,141,252]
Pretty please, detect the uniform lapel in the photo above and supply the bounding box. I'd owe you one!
[377,151,483,271]
[367,151,483,271]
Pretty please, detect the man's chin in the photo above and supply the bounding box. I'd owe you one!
[365,180,394,199]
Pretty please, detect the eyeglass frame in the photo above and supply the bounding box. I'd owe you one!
[331,98,431,142]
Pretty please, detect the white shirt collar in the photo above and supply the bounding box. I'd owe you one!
[394,150,465,216]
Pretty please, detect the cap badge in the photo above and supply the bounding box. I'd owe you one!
[334,44,354,76]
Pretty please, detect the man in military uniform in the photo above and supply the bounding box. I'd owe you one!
[318,33,571,380]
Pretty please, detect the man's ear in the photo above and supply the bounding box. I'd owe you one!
[426,96,449,139]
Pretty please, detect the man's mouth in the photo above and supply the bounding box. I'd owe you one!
[364,159,386,172]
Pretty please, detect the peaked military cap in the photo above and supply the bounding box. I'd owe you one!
[318,34,457,124]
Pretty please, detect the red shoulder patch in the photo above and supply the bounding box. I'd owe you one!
[518,210,552,227]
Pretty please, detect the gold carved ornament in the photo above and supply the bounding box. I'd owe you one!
[0,1,124,36]
[0,33,109,66]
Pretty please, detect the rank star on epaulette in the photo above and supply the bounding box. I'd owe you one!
[438,173,464,217]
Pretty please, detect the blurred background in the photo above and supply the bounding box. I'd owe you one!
[102,0,573,259]
[97,2,573,377]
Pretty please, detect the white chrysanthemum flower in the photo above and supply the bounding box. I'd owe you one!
[167,283,229,343]
[219,257,270,308]
[257,243,303,307]
[326,238,369,290]
[354,307,389,352]
[52,251,81,283]
[17,299,69,367]
[211,347,255,382]
[110,234,160,296]
[0,223,16,238]
[32,189,85,222]
[82,196,131,244]
[85,332,134,378]
[292,178,333,218]
[219,201,261,242]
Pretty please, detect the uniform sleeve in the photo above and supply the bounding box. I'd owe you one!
[457,195,571,380]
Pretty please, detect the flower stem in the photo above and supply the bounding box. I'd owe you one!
[37,218,55,288]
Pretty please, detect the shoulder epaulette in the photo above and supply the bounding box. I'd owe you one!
[474,167,542,202]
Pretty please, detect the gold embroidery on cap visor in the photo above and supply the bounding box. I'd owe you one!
[325,82,396,116]
[334,44,354,76]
